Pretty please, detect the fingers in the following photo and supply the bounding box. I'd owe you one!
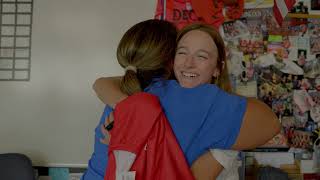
[107,112,114,123]
[100,112,115,145]
[100,124,111,145]
[99,137,110,145]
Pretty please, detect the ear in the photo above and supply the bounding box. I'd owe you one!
[212,69,220,78]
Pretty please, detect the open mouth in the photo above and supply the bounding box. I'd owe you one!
[182,71,198,78]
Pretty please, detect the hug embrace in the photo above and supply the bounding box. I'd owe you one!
[82,19,280,180]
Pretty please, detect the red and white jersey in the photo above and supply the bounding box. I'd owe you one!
[104,92,195,180]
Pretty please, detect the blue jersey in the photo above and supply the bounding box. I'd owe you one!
[81,80,246,180]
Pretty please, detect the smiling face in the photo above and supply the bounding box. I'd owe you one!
[174,30,220,88]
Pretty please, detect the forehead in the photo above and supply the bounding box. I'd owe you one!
[177,30,217,52]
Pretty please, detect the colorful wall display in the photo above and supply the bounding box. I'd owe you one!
[222,7,320,154]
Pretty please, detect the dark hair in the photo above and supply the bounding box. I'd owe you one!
[117,19,177,95]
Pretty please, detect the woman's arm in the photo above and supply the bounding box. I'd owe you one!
[191,151,223,180]
[93,77,126,107]
[231,98,281,150]
[94,77,281,150]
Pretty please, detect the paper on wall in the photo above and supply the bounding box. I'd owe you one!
[254,152,294,168]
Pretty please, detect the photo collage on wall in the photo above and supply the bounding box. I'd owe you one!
[220,7,320,153]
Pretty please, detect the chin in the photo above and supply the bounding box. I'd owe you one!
[178,78,202,88]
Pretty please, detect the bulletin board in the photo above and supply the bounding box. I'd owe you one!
[220,4,320,154]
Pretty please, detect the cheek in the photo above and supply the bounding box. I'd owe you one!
[173,56,184,68]
[173,60,179,72]
[199,66,215,82]
[202,61,217,74]
[173,59,181,75]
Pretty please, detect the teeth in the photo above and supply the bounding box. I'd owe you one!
[182,72,197,77]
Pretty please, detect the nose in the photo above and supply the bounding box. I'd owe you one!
[184,55,195,67]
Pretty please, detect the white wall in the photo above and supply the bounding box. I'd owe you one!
[0,0,156,167]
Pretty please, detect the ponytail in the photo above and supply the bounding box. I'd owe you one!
[116,19,177,95]
[120,69,142,96]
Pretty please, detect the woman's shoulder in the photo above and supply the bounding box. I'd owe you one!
[148,79,220,92]
[146,79,244,102]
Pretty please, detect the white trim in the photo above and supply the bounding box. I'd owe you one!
[43,163,88,168]
[163,0,166,20]
[275,0,289,18]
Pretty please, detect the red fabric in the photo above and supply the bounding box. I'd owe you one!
[190,0,224,28]
[224,0,244,20]
[155,0,244,29]
[273,0,296,26]
[155,0,200,29]
[104,92,195,180]
[191,0,244,28]
[303,173,320,180]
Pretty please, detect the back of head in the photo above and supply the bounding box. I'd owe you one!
[117,19,177,95]
[177,23,232,93]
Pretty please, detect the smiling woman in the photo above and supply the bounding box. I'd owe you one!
[174,30,220,88]
[175,24,231,92]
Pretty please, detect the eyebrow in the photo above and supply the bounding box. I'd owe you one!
[176,46,211,54]
[176,46,187,50]
[197,49,210,55]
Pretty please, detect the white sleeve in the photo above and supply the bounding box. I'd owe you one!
[210,149,240,180]
[209,149,239,170]
[114,150,136,180]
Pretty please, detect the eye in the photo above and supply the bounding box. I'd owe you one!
[196,54,208,60]
[198,55,208,59]
[176,50,187,55]
[195,51,209,60]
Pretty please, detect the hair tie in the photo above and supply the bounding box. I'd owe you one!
[125,65,137,73]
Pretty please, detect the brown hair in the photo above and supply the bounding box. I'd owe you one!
[117,19,177,95]
[177,23,232,93]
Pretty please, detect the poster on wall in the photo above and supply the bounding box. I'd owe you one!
[223,7,320,153]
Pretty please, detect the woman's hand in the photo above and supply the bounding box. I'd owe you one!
[99,113,114,145]
[100,124,111,145]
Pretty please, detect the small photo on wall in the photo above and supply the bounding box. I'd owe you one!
[298,49,307,58]
[311,0,320,10]
[311,37,320,55]
[221,19,249,40]
[297,49,307,66]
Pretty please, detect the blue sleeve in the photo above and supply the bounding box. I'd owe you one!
[145,80,247,165]
[186,89,247,165]
[213,90,247,148]
[205,90,247,149]
[94,105,113,153]
[82,105,113,180]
